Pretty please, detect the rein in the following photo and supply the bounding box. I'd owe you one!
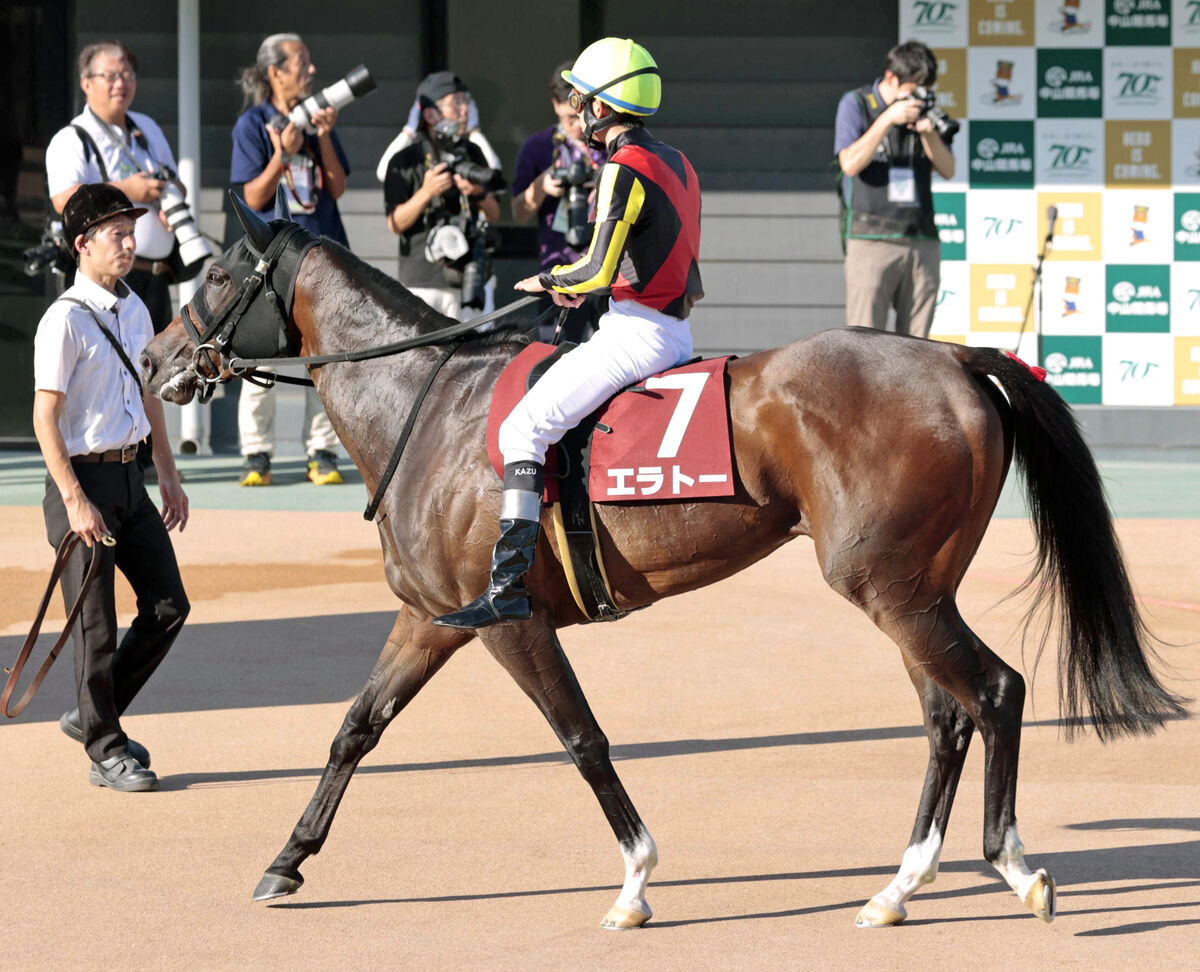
[183,224,568,520]
[2,532,114,718]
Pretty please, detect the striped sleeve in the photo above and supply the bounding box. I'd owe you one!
[538,161,645,294]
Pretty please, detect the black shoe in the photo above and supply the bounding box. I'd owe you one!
[89,752,157,792]
[60,709,151,769]
[434,517,540,629]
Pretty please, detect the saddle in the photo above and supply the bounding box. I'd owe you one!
[487,342,735,621]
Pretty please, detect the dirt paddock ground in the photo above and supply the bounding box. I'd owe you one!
[1,497,1197,969]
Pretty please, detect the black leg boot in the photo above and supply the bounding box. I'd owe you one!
[434,462,543,630]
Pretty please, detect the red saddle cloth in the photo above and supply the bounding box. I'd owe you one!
[487,342,735,504]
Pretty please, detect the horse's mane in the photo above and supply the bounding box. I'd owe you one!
[319,238,533,351]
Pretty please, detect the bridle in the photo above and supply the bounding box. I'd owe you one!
[180,221,316,402]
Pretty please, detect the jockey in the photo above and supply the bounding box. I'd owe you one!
[435,37,704,630]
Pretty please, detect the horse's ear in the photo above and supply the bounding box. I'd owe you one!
[273,183,292,221]
[228,189,274,256]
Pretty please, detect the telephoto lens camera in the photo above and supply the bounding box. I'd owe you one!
[148,162,213,280]
[459,215,500,311]
[550,159,595,249]
[288,64,378,134]
[22,220,73,277]
[910,85,960,140]
[430,119,507,193]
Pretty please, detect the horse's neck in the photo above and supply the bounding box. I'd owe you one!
[294,248,451,359]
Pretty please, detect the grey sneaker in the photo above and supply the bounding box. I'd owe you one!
[240,452,272,486]
[307,449,344,485]
[89,752,157,792]
[60,709,151,769]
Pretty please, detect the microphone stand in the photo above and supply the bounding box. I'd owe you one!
[1015,211,1056,357]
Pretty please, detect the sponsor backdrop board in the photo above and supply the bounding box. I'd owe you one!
[907,0,1200,404]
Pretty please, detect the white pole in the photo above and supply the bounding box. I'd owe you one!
[177,0,206,452]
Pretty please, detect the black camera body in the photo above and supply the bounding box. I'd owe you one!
[550,159,595,249]
[909,85,960,141]
[430,121,506,193]
[23,220,73,277]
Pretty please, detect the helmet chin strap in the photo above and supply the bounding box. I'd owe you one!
[581,100,619,150]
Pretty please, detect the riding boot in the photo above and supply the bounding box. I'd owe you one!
[434,462,543,630]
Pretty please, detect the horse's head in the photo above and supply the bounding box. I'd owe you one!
[141,188,317,404]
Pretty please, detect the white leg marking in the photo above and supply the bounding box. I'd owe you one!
[602,833,658,929]
[993,824,1039,900]
[855,825,942,927]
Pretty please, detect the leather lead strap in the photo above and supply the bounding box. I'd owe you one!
[3,533,105,718]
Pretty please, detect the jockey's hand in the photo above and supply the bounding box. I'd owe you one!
[515,276,583,307]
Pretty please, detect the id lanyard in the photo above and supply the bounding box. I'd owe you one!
[280,146,323,212]
[90,108,155,179]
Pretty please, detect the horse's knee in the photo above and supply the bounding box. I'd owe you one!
[566,727,611,781]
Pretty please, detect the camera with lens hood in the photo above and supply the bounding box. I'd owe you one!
[286,64,378,134]
[908,85,960,140]
[22,220,73,277]
[549,158,595,249]
[429,118,507,193]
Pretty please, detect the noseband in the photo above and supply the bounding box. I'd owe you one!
[181,222,317,401]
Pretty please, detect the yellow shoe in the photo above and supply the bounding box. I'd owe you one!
[307,450,344,485]
[239,452,272,486]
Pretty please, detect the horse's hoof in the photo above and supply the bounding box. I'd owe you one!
[854,898,906,927]
[601,904,650,929]
[1023,868,1056,922]
[252,867,304,902]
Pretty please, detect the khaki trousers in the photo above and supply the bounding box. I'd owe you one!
[844,237,941,338]
[238,379,339,458]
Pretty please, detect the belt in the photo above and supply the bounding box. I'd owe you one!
[72,444,139,464]
[132,257,172,276]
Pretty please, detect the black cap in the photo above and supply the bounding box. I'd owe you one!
[416,70,466,110]
[62,183,147,254]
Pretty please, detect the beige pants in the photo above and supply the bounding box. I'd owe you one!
[844,237,941,338]
[238,379,339,457]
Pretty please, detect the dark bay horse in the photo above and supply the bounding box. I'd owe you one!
[141,202,1184,929]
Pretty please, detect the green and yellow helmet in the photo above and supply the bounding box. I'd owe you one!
[562,37,661,117]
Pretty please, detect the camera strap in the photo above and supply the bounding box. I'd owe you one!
[55,297,143,395]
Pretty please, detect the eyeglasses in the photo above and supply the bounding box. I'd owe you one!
[88,69,136,85]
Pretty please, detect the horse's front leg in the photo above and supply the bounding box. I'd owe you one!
[856,671,975,927]
[253,607,471,901]
[478,614,657,929]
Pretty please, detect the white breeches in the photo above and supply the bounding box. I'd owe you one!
[499,299,693,466]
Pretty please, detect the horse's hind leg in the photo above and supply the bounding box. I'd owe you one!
[477,616,657,929]
[865,601,1056,925]
[856,673,974,927]
[253,607,471,901]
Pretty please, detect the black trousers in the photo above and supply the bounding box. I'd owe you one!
[42,460,189,762]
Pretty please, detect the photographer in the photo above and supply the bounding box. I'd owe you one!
[511,60,607,343]
[835,41,955,339]
[383,72,502,321]
[45,41,188,333]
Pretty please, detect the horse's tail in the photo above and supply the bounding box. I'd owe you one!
[958,346,1187,740]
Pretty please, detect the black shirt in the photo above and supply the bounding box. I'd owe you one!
[383,137,492,290]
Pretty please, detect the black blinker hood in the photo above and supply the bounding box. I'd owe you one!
[191,220,318,360]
